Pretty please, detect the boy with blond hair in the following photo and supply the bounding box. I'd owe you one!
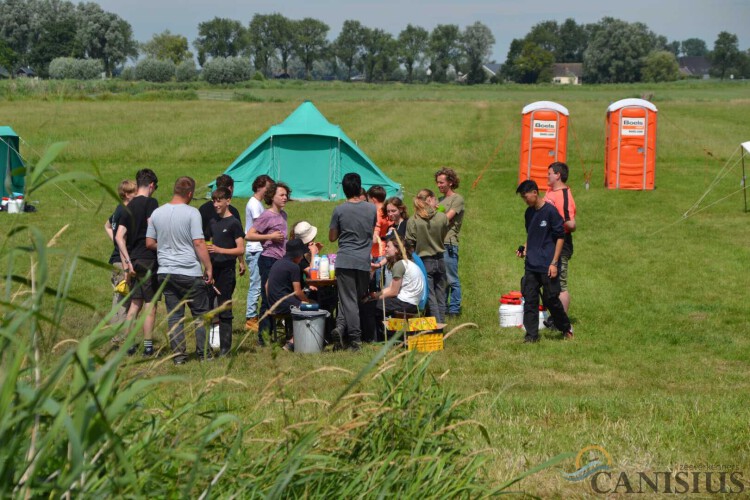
[105,179,137,339]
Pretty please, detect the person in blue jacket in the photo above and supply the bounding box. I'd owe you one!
[516,180,573,343]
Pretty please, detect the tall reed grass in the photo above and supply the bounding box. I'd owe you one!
[0,145,568,497]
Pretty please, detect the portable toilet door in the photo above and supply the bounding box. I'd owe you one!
[605,98,657,190]
[519,101,569,189]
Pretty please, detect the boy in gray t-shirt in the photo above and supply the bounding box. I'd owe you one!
[329,173,377,351]
[145,177,213,363]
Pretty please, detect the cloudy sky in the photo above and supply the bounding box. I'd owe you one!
[96,0,749,62]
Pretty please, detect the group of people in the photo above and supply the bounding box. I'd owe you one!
[105,166,466,362]
[105,159,576,364]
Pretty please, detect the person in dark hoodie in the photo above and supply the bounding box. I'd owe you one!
[405,188,448,323]
[516,179,573,343]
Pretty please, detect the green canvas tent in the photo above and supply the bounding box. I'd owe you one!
[1,126,25,198]
[219,101,401,200]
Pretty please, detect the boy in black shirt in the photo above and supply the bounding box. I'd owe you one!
[516,180,573,343]
[266,239,315,347]
[206,187,245,356]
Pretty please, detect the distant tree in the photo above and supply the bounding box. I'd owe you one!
[556,18,587,62]
[135,57,175,82]
[361,28,396,82]
[583,18,661,83]
[526,20,559,53]
[294,17,328,79]
[737,49,750,79]
[29,13,78,78]
[0,0,79,73]
[267,13,296,75]
[709,31,740,79]
[175,59,198,81]
[333,20,365,80]
[201,55,252,84]
[0,0,35,69]
[680,37,708,57]
[74,2,138,76]
[49,56,102,79]
[141,30,192,65]
[500,38,524,81]
[513,41,554,83]
[247,14,274,77]
[642,50,680,82]
[665,40,681,56]
[194,17,246,66]
[461,21,495,85]
[397,24,428,83]
[428,24,460,83]
[0,39,17,71]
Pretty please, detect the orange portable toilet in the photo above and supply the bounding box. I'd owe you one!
[605,98,658,190]
[519,101,569,189]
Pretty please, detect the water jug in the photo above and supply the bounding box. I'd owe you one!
[319,255,330,279]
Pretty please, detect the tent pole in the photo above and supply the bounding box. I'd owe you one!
[743,150,747,213]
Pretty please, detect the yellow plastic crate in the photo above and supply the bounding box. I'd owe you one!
[407,333,444,352]
[386,316,439,332]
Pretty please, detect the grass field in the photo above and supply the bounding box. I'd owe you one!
[2,80,750,496]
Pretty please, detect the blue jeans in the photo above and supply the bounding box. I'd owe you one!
[444,244,461,315]
[245,250,261,319]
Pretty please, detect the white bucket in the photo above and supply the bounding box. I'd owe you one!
[499,303,524,327]
[291,307,330,353]
[7,199,24,214]
[499,304,548,330]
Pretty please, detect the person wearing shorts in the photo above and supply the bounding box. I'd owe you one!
[543,162,577,314]
[105,179,136,341]
[115,168,159,356]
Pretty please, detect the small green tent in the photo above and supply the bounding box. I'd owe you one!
[1,126,25,198]
[219,101,401,200]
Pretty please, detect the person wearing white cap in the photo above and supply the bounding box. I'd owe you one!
[292,220,321,279]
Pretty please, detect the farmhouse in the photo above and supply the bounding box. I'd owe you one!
[552,63,582,85]
[678,56,711,78]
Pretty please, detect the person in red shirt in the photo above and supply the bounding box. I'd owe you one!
[367,185,390,289]
[543,162,577,314]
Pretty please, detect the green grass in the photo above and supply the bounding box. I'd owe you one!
[2,80,750,496]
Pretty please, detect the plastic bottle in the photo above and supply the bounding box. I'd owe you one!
[310,254,320,280]
[319,254,330,279]
[329,258,335,280]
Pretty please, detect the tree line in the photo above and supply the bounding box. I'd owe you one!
[195,15,496,83]
[503,17,750,83]
[0,1,747,83]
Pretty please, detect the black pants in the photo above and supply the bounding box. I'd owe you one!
[521,270,571,341]
[335,268,370,345]
[383,296,418,317]
[258,255,278,340]
[158,274,210,360]
[209,264,236,353]
[359,299,385,343]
